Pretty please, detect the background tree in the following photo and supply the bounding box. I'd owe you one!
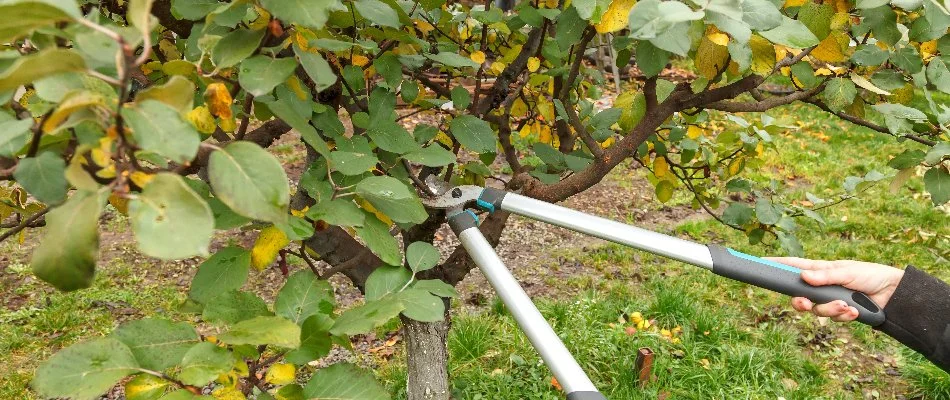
[0,0,947,398]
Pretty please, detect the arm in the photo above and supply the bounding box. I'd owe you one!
[771,258,950,372]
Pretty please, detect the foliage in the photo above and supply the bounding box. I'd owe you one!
[0,0,947,397]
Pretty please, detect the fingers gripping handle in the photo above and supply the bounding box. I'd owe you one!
[707,245,886,327]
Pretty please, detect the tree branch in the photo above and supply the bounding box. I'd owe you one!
[0,207,51,244]
[804,98,937,146]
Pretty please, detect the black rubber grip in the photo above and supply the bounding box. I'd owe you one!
[707,245,886,326]
[447,210,479,234]
[566,391,608,400]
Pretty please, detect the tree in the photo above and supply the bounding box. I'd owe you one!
[1,0,948,398]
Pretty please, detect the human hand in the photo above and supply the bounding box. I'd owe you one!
[766,257,904,322]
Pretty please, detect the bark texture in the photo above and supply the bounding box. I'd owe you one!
[402,313,452,400]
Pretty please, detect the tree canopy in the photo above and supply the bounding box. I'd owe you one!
[0,0,948,398]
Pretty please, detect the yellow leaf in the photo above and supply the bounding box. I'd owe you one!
[211,386,247,400]
[830,11,850,30]
[352,55,369,67]
[519,122,533,138]
[594,0,637,33]
[811,31,849,63]
[538,123,552,144]
[470,50,486,64]
[109,193,129,215]
[130,171,153,187]
[490,61,506,75]
[920,40,938,59]
[653,156,669,178]
[695,35,730,79]
[687,125,704,139]
[124,374,168,400]
[265,363,297,386]
[219,116,237,133]
[890,83,915,105]
[251,225,290,270]
[814,67,833,76]
[511,97,528,117]
[527,57,541,72]
[708,32,730,46]
[783,0,806,7]
[204,82,233,119]
[544,0,558,8]
[357,198,393,226]
[187,106,217,134]
[43,91,108,133]
[728,157,744,176]
[749,35,776,75]
[414,19,435,36]
[600,136,615,148]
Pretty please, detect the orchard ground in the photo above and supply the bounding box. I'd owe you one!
[1,100,948,399]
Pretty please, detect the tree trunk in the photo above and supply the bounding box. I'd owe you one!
[402,313,451,400]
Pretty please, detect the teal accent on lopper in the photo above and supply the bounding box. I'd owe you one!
[726,248,801,273]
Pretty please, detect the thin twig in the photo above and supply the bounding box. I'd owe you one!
[235,93,254,140]
[0,207,51,243]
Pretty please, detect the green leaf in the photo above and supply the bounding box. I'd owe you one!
[32,190,104,291]
[404,145,455,167]
[0,0,78,44]
[450,115,497,153]
[295,46,338,92]
[741,0,782,30]
[628,0,704,40]
[852,44,889,66]
[32,338,138,400]
[122,100,200,164]
[239,55,299,97]
[355,213,402,265]
[305,198,365,227]
[34,72,83,102]
[127,0,155,38]
[135,75,195,112]
[890,46,923,74]
[365,265,412,302]
[354,0,400,27]
[722,202,754,225]
[399,288,445,322]
[0,48,85,95]
[755,198,782,225]
[374,53,402,88]
[759,16,820,48]
[923,166,949,205]
[212,28,265,68]
[285,314,333,365]
[13,151,67,205]
[451,86,471,110]
[925,142,950,165]
[171,0,221,19]
[129,173,213,259]
[367,120,420,154]
[406,241,440,273]
[0,114,32,157]
[411,279,458,298]
[777,231,804,257]
[329,295,406,336]
[655,180,674,203]
[888,149,926,169]
[797,0,833,40]
[209,141,291,224]
[329,151,378,175]
[124,374,169,400]
[556,7,587,51]
[266,89,331,157]
[822,78,857,112]
[177,342,234,386]
[864,6,901,46]
[219,316,302,348]
[203,290,272,325]
[355,176,428,224]
[260,0,345,30]
[926,57,950,94]
[112,319,200,371]
[303,363,391,400]
[189,247,251,304]
[426,52,481,69]
[635,40,670,78]
[275,270,335,325]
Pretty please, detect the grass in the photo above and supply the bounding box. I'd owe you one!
[375,101,948,398]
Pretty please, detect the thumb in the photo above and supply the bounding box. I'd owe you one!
[801,267,858,288]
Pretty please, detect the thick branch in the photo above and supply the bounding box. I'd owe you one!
[177,119,292,175]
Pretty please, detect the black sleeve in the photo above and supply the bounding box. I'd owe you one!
[874,266,950,373]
